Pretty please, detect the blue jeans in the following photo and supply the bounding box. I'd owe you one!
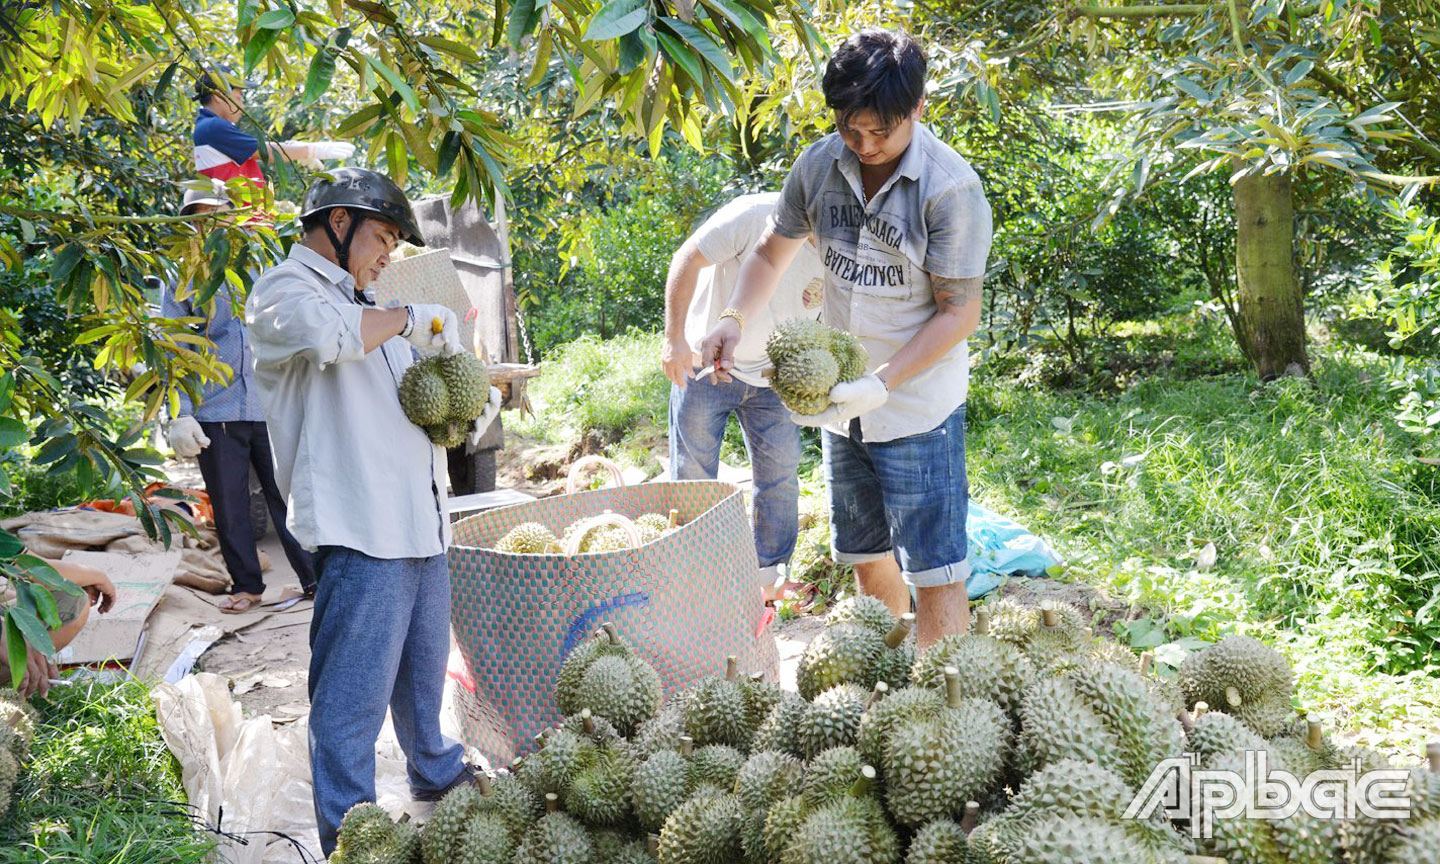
[309,547,465,856]
[669,377,801,569]
[822,405,969,589]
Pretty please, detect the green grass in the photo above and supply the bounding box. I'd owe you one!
[0,679,214,863]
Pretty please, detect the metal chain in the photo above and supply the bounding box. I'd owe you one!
[515,300,536,365]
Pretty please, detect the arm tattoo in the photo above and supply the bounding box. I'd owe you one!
[932,275,984,313]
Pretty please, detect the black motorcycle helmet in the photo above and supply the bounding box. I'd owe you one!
[300,167,425,272]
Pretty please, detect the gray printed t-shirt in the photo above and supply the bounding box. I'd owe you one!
[770,122,993,443]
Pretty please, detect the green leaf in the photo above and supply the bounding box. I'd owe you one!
[335,102,386,136]
[17,581,61,631]
[8,605,55,657]
[584,0,647,42]
[507,0,539,48]
[255,7,296,28]
[437,130,462,177]
[50,243,85,284]
[658,18,733,83]
[418,34,483,63]
[4,612,25,690]
[153,61,179,103]
[32,434,78,466]
[0,417,23,449]
[1173,76,1210,102]
[237,0,261,29]
[0,470,11,499]
[362,54,420,113]
[244,28,282,73]
[0,529,22,559]
[1283,59,1314,86]
[655,30,705,91]
[304,48,337,104]
[0,371,11,415]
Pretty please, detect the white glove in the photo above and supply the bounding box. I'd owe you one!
[310,141,356,161]
[167,416,211,458]
[466,386,504,448]
[790,374,890,427]
[403,304,461,352]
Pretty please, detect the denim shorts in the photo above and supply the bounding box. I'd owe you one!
[822,405,969,589]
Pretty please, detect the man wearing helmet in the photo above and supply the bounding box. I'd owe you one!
[246,167,502,856]
[162,182,316,612]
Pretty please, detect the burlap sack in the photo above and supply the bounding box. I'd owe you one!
[447,480,777,766]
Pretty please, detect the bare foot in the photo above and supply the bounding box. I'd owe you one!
[218,592,264,614]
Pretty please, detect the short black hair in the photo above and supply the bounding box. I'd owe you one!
[821,29,927,129]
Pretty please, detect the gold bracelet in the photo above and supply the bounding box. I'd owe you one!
[719,307,745,331]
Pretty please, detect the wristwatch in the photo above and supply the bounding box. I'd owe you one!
[719,307,745,331]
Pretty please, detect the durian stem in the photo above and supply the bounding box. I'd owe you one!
[581,709,597,736]
[1427,741,1440,773]
[680,736,695,758]
[667,508,680,528]
[1040,600,1059,628]
[1178,708,1195,734]
[544,792,560,814]
[477,773,494,797]
[1139,652,1153,676]
[725,655,739,682]
[1225,686,1243,708]
[647,834,661,856]
[601,622,619,645]
[849,765,876,798]
[866,681,889,710]
[960,801,980,833]
[884,614,914,649]
[973,606,990,635]
[1306,720,1324,751]
[943,666,963,710]
[1194,701,1210,718]
[1184,858,1229,864]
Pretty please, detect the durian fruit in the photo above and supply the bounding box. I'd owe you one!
[904,818,969,864]
[796,683,869,759]
[681,656,753,750]
[826,595,897,637]
[777,766,898,864]
[1266,718,1342,776]
[398,359,450,426]
[1010,815,1175,864]
[980,599,1089,669]
[1178,634,1296,737]
[735,750,807,864]
[873,615,915,691]
[421,784,480,864]
[517,727,595,796]
[797,623,885,700]
[689,744,744,790]
[564,519,633,554]
[564,736,636,827]
[656,787,743,864]
[766,319,868,415]
[857,683,941,773]
[635,510,681,543]
[593,830,657,864]
[1341,742,1440,864]
[557,708,623,744]
[1018,660,1185,791]
[0,747,17,816]
[1199,750,1339,864]
[633,700,688,760]
[910,631,1033,719]
[495,522,561,554]
[473,771,542,843]
[803,746,870,807]
[455,811,515,864]
[555,623,662,735]
[436,351,491,420]
[881,668,1012,827]
[1185,710,1271,769]
[426,421,469,448]
[0,689,36,763]
[633,740,697,831]
[329,802,420,864]
[751,690,808,758]
[740,673,785,732]
[399,351,491,442]
[514,794,593,864]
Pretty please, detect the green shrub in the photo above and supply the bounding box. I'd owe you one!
[516,330,671,446]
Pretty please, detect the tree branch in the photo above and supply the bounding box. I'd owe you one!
[1070,4,1212,20]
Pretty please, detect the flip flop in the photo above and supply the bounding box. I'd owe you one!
[219,593,264,614]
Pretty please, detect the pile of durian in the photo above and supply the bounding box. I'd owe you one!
[398,350,492,448]
[0,687,37,816]
[493,511,682,556]
[330,600,1440,864]
[765,319,869,415]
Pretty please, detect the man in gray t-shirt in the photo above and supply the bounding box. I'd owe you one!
[700,29,993,649]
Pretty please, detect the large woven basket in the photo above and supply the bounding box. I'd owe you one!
[447,480,778,766]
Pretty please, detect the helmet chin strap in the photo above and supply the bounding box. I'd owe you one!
[321,210,367,275]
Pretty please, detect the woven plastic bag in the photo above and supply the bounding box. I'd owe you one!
[447,479,778,766]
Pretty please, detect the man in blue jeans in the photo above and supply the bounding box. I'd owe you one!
[662,193,824,602]
[246,168,501,857]
[700,30,992,649]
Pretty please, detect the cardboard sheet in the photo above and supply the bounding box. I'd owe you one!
[56,549,181,665]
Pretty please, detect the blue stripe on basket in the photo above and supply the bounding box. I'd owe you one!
[561,591,652,657]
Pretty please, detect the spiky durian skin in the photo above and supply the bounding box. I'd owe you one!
[735,751,807,812]
[762,795,810,863]
[476,772,541,841]
[332,802,420,864]
[1186,711,1268,766]
[455,811,515,864]
[803,747,867,807]
[682,675,752,750]
[1011,815,1165,864]
[857,686,944,773]
[910,634,1033,718]
[495,522,559,554]
[555,630,661,735]
[633,701,688,760]
[778,795,899,864]
[905,818,968,864]
[426,420,469,448]
[0,689,37,763]
[1341,763,1440,864]
[436,351,491,421]
[774,349,841,413]
[796,684,868,759]
[399,359,451,426]
[766,319,833,366]
[1393,820,1440,864]
[657,790,743,864]
[797,623,884,700]
[517,728,594,795]
[633,749,695,831]
[882,696,1011,827]
[830,330,870,383]
[827,596,897,637]
[564,742,636,826]
[593,831,656,864]
[751,691,808,758]
[421,785,480,864]
[514,811,593,864]
[689,745,744,790]
[0,748,16,816]
[1178,634,1295,736]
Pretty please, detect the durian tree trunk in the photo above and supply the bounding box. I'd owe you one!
[1230,162,1309,379]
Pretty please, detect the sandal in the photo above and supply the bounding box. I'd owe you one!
[219,592,264,614]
